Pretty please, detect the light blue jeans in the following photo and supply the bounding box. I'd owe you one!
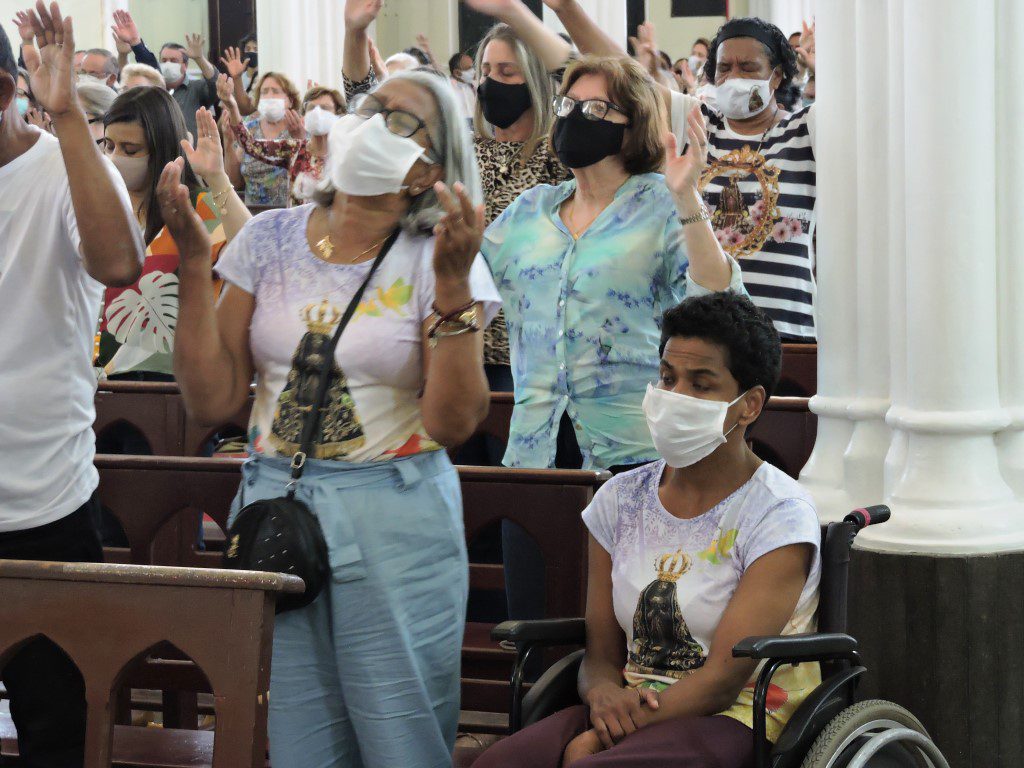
[231,450,468,768]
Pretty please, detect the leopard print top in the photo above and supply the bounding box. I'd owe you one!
[476,137,568,365]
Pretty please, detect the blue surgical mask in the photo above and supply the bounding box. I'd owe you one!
[16,97,30,116]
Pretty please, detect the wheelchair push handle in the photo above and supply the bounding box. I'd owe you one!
[844,505,891,530]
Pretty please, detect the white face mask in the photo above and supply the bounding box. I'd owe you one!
[713,76,774,120]
[696,83,718,111]
[77,73,109,89]
[304,106,339,136]
[642,383,748,468]
[327,113,432,197]
[258,98,287,123]
[159,61,183,86]
[459,70,474,85]
[687,55,703,75]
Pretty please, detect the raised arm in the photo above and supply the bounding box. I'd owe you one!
[664,110,732,292]
[158,159,255,425]
[25,1,142,286]
[181,107,252,243]
[110,10,158,69]
[466,0,572,72]
[220,47,256,116]
[343,0,381,84]
[541,0,622,57]
[185,33,216,80]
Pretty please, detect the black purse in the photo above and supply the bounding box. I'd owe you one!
[223,229,400,613]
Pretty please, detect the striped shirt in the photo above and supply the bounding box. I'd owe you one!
[671,92,817,340]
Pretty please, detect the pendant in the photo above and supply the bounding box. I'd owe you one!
[316,235,334,261]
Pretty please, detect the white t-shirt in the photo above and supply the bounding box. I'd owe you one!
[582,459,822,742]
[215,205,501,463]
[0,130,134,532]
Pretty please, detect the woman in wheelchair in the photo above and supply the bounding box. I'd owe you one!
[474,292,823,767]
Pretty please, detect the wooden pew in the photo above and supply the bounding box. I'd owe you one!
[91,455,605,732]
[748,396,817,479]
[779,342,817,396]
[0,560,301,768]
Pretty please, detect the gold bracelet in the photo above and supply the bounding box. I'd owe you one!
[210,186,232,211]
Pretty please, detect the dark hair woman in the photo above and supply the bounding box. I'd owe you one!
[96,87,251,379]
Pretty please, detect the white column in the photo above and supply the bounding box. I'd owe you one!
[256,0,346,91]
[744,0,814,34]
[882,0,908,496]
[841,0,890,506]
[859,0,1024,553]
[797,0,856,521]
[995,0,1024,498]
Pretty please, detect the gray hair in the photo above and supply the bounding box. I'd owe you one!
[314,69,482,237]
[120,63,165,89]
[76,81,118,118]
[385,52,420,73]
[472,22,556,160]
[85,47,119,77]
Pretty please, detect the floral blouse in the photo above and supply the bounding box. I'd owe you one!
[232,122,326,208]
[238,115,293,208]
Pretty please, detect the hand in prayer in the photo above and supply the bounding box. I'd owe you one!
[284,108,306,138]
[21,2,76,119]
[220,46,247,78]
[110,9,141,46]
[181,107,224,184]
[156,158,212,262]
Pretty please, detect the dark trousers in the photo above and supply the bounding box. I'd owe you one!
[0,497,103,768]
[472,704,755,768]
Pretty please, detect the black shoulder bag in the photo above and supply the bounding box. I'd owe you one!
[224,229,400,613]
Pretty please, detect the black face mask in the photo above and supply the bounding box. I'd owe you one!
[244,51,258,70]
[552,108,626,169]
[477,77,532,129]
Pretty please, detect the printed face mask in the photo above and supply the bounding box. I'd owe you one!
[476,77,532,129]
[713,76,774,120]
[258,98,287,123]
[109,153,150,192]
[327,113,432,197]
[551,107,625,169]
[304,106,339,136]
[642,383,749,468]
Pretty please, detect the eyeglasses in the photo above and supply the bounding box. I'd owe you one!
[553,94,630,124]
[349,93,430,139]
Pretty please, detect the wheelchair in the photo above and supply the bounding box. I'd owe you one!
[491,506,951,767]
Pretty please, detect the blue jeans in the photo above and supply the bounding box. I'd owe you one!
[231,451,468,768]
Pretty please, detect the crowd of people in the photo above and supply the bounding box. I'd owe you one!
[0,0,821,766]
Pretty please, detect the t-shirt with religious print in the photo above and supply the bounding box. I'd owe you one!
[670,91,817,341]
[582,460,822,743]
[214,205,501,463]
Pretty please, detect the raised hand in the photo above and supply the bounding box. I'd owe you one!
[795,19,815,72]
[344,0,382,30]
[12,10,35,46]
[629,21,660,77]
[415,33,431,53]
[463,0,519,18]
[284,108,305,137]
[220,46,246,78]
[432,181,484,283]
[215,74,241,123]
[25,106,51,131]
[368,37,388,80]
[156,157,213,262]
[185,32,207,61]
[180,107,224,183]
[22,1,76,118]
[110,9,140,46]
[664,107,709,200]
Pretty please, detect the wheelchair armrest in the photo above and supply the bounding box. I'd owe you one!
[732,632,858,662]
[491,618,587,647]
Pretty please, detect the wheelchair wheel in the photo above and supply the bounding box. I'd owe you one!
[801,699,937,768]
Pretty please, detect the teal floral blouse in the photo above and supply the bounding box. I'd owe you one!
[480,173,743,470]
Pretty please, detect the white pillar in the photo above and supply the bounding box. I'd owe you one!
[841,0,890,506]
[882,0,908,496]
[995,0,1024,498]
[858,0,1024,553]
[256,0,346,92]
[797,0,856,521]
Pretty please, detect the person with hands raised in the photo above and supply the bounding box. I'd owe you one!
[220,45,257,116]
[174,67,500,767]
[0,5,143,765]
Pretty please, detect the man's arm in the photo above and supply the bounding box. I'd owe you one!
[111,9,159,69]
[26,2,143,286]
[186,34,217,80]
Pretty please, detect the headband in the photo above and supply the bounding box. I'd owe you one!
[715,20,780,58]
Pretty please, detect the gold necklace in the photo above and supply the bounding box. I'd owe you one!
[565,197,601,241]
[315,234,388,263]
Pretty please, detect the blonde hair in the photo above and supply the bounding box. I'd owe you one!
[556,56,666,176]
[119,63,164,89]
[253,71,300,110]
[473,23,556,161]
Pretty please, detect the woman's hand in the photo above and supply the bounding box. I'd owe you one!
[12,10,35,47]
[368,37,388,80]
[284,108,306,138]
[219,46,247,79]
[344,0,382,30]
[563,729,604,765]
[181,107,225,183]
[157,158,213,262]
[628,21,661,78]
[795,19,815,73]
[216,74,242,124]
[25,106,51,131]
[664,107,709,203]
[21,2,76,119]
[432,181,484,287]
[586,683,660,749]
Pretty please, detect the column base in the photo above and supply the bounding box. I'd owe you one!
[849,547,1024,768]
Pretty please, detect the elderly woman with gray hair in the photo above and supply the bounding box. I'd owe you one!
[159,65,500,767]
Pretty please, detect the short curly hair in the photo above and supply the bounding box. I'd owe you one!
[705,17,801,113]
[659,293,782,399]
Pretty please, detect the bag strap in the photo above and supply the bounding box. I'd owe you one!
[286,228,401,496]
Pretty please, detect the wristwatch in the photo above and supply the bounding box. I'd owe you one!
[679,203,712,227]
